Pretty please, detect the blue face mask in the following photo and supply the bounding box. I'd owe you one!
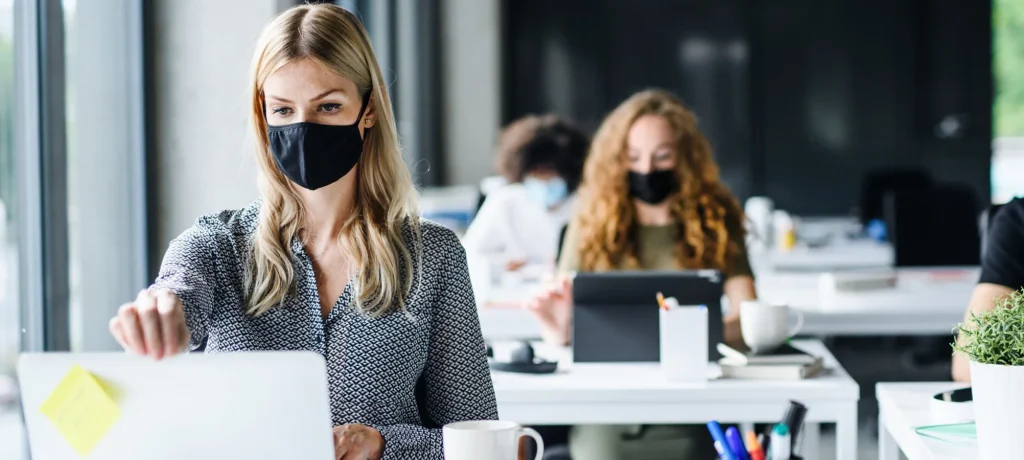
[523,177,568,208]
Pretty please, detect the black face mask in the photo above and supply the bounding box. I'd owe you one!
[628,169,678,204]
[267,95,369,190]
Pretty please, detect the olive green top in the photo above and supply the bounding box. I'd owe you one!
[557,223,753,279]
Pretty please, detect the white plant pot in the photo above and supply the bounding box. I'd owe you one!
[970,361,1024,459]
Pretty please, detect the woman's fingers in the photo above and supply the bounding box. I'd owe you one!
[333,428,349,460]
[536,291,555,308]
[556,275,572,294]
[108,316,128,350]
[332,424,379,460]
[117,303,145,355]
[156,290,185,356]
[136,290,164,359]
[109,289,188,360]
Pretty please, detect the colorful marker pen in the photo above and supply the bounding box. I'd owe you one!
[706,421,738,460]
[745,430,765,460]
[725,426,750,460]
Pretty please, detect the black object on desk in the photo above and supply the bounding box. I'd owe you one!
[761,400,807,455]
[488,341,558,374]
[572,270,724,363]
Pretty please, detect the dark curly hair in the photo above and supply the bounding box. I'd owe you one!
[495,114,589,192]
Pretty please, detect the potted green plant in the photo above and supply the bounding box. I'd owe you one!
[953,289,1024,459]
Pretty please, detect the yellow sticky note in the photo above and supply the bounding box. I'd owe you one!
[39,365,121,457]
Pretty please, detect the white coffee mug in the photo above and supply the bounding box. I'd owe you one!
[442,420,544,460]
[739,301,804,352]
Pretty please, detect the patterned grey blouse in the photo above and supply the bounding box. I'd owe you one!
[152,200,498,459]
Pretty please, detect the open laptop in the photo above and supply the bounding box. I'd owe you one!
[572,270,724,363]
[18,351,334,460]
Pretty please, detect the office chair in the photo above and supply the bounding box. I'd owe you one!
[859,168,932,225]
[883,183,982,267]
[882,183,982,375]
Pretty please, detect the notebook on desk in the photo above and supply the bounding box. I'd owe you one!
[717,343,825,380]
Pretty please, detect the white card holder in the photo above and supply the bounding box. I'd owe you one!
[659,304,708,382]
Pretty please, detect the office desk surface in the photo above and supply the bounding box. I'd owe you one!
[755,240,894,272]
[876,382,976,460]
[479,267,977,340]
[493,339,860,460]
[759,267,976,336]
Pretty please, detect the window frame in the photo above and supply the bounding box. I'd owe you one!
[13,0,149,355]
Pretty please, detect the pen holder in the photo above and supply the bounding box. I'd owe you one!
[659,306,708,382]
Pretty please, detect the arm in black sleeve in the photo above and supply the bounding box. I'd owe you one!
[980,199,1024,290]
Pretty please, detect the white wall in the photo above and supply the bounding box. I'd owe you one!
[440,0,502,186]
[151,0,280,253]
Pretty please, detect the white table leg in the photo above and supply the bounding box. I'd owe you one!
[836,405,859,460]
[878,411,900,460]
[800,423,820,460]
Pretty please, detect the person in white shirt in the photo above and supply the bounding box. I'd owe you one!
[463,115,589,272]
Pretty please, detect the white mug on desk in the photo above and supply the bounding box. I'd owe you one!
[739,301,804,352]
[443,420,544,460]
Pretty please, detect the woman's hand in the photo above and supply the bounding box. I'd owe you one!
[333,424,384,460]
[109,289,189,360]
[524,274,574,345]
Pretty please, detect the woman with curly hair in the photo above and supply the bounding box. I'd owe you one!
[463,115,589,272]
[525,90,757,459]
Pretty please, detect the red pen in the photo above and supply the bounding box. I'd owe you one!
[745,431,765,460]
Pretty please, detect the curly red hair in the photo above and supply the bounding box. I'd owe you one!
[575,89,745,272]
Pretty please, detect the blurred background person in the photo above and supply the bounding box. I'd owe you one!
[463,115,588,274]
[526,89,757,460]
[528,90,756,348]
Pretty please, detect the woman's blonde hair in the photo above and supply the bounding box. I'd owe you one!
[575,89,744,272]
[244,4,420,316]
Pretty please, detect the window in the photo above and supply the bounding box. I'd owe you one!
[63,0,148,352]
[0,0,22,457]
[993,0,1024,203]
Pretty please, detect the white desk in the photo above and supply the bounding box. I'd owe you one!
[493,340,860,460]
[478,267,977,340]
[876,382,976,460]
[759,267,977,336]
[755,240,894,272]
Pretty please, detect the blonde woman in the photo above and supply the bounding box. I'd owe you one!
[107,5,496,459]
